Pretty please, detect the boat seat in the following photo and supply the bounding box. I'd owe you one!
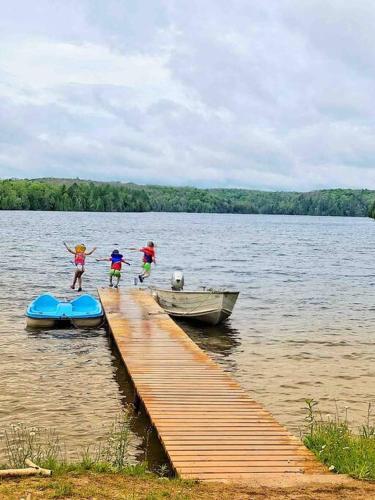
[71,295,101,315]
[32,294,60,313]
[56,302,73,317]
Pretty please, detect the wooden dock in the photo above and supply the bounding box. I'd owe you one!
[98,288,325,481]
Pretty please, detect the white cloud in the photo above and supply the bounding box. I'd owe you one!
[1,1,375,189]
[0,38,191,109]
[1,40,167,88]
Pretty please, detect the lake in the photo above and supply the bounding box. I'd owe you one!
[0,211,374,463]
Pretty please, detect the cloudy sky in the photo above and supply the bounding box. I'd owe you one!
[1,1,375,190]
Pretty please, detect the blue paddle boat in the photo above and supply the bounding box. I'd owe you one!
[26,294,103,328]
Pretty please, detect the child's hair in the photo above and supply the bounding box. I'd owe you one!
[75,243,86,253]
[147,241,154,247]
[111,249,123,259]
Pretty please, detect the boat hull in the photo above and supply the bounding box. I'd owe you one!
[26,317,103,329]
[153,289,239,325]
[71,317,103,328]
[26,317,56,328]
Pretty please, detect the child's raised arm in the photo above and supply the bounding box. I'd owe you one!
[63,241,75,254]
[85,247,97,256]
[96,257,109,262]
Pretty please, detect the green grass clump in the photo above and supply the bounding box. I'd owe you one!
[4,423,61,468]
[303,399,375,480]
[49,480,74,498]
[1,409,155,477]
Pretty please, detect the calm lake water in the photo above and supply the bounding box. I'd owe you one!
[0,211,374,463]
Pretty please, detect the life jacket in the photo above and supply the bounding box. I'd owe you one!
[142,247,154,264]
[111,253,123,270]
[75,252,85,265]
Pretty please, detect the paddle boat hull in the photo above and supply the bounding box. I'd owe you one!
[26,317,57,328]
[71,317,103,328]
[152,289,239,325]
[26,294,103,328]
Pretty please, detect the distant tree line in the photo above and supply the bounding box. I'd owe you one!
[1,178,375,217]
[367,200,375,219]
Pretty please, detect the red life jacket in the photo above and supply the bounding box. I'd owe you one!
[141,247,155,263]
[75,252,85,265]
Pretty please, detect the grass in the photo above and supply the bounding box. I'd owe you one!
[49,480,74,498]
[2,401,375,498]
[1,408,158,477]
[4,423,61,469]
[302,399,375,480]
[1,472,375,500]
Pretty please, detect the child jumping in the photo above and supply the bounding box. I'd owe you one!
[63,242,97,291]
[128,241,156,283]
[96,249,130,288]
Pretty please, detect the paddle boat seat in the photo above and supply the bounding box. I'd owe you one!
[26,293,103,328]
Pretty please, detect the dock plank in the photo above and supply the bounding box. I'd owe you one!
[98,288,326,481]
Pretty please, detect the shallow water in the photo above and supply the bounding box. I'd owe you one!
[0,212,374,462]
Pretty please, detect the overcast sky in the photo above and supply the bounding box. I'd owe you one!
[1,1,375,190]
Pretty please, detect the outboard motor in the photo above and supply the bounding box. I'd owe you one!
[171,271,184,291]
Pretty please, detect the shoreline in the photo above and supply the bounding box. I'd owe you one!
[1,471,374,499]
[1,179,374,217]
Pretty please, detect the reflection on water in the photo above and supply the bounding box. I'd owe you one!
[177,320,241,372]
[0,211,374,462]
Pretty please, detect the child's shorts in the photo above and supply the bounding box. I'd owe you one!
[143,262,151,273]
[110,269,121,278]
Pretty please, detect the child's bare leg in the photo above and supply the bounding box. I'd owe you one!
[142,267,151,280]
[71,270,79,289]
[113,271,121,288]
[77,270,84,291]
[139,264,151,283]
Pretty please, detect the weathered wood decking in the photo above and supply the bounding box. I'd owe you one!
[98,287,325,481]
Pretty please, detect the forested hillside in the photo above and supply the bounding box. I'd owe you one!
[0,178,374,216]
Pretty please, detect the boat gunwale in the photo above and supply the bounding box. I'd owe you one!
[162,306,234,317]
[26,308,103,320]
[152,289,239,296]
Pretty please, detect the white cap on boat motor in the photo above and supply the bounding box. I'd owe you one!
[171,271,184,291]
